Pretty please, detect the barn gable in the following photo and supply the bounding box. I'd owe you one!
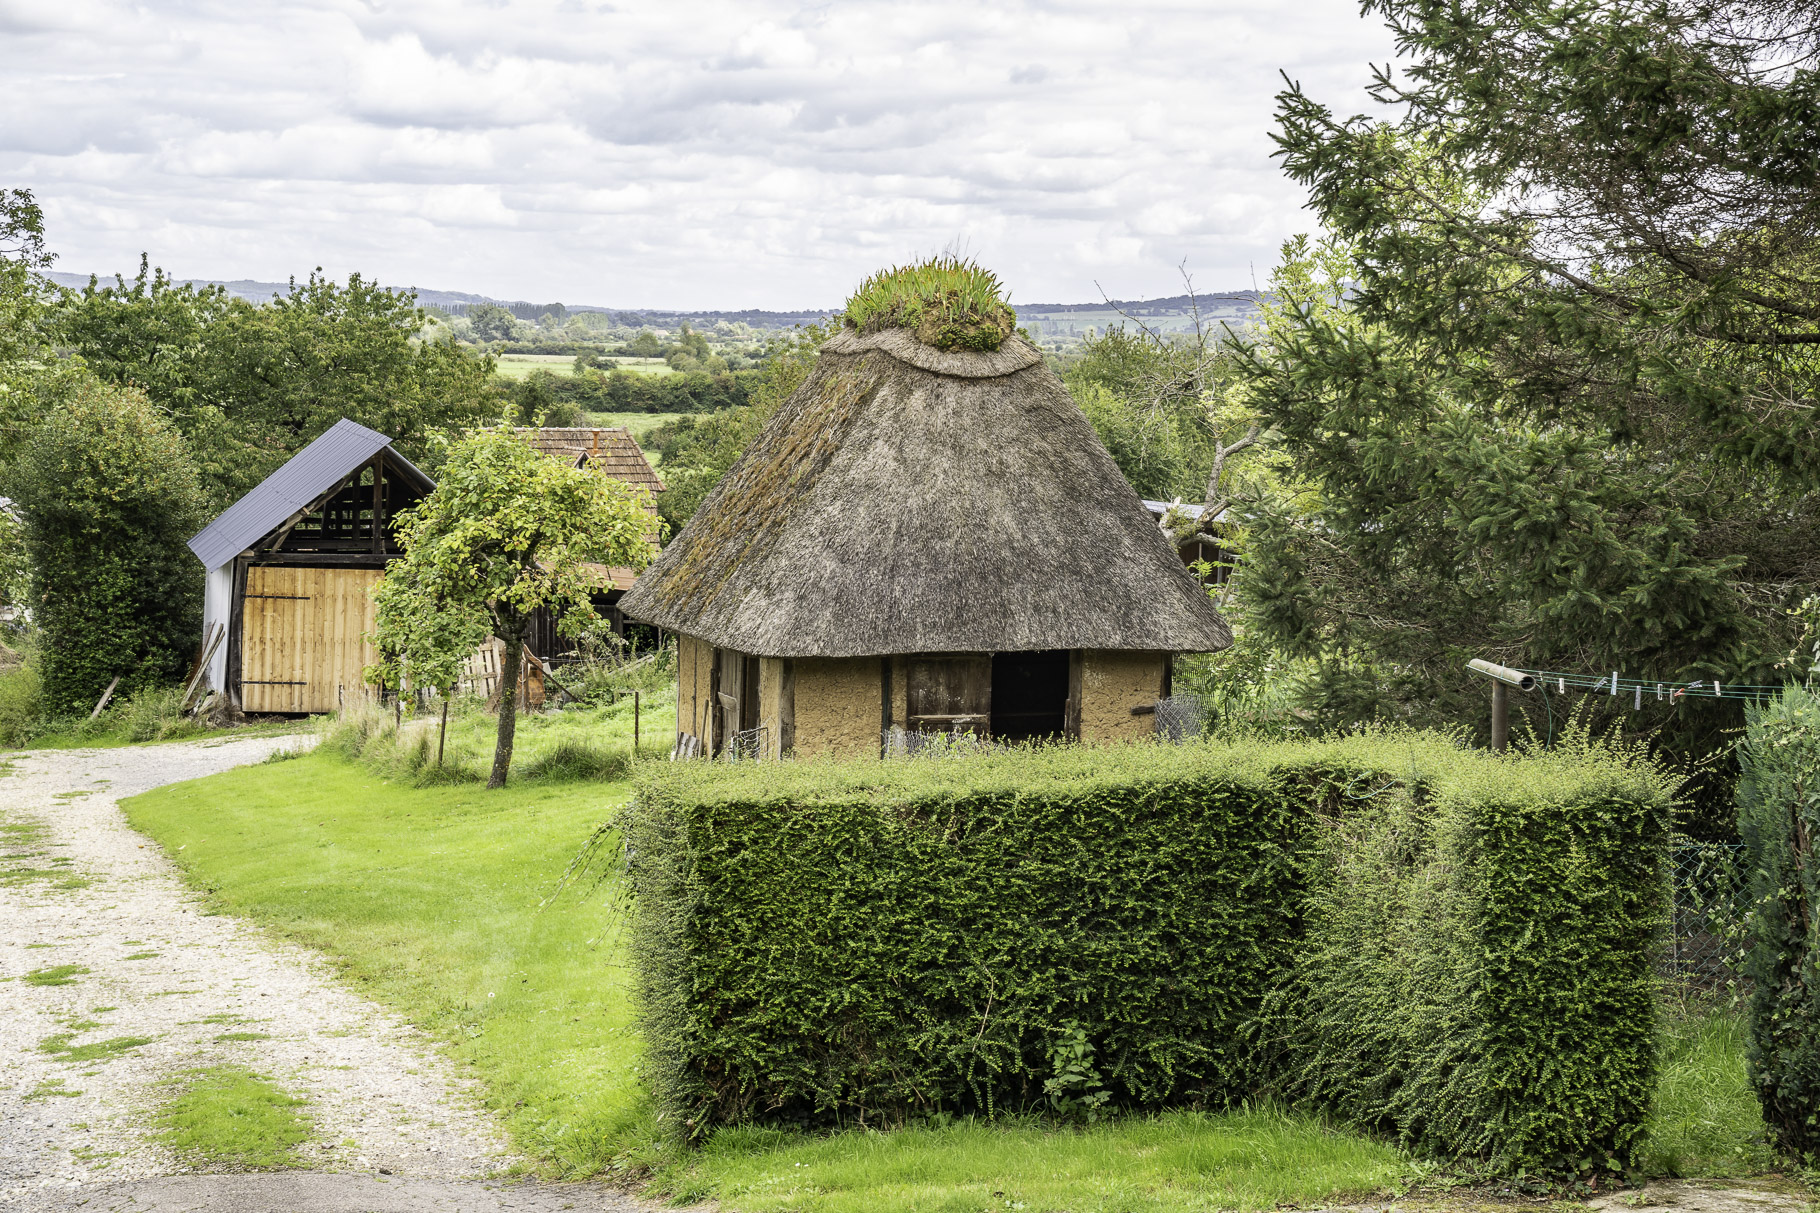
[189,419,435,714]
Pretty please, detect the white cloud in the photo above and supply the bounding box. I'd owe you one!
[0,0,1400,308]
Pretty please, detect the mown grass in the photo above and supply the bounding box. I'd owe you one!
[120,700,1782,1207]
[660,1111,1411,1213]
[122,741,654,1176]
[153,1065,311,1168]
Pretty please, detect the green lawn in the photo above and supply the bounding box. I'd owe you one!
[119,706,1779,1208]
[493,354,577,380]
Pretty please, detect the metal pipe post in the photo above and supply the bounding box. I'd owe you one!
[1491,680,1509,752]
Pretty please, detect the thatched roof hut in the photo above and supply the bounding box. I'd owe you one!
[620,259,1231,758]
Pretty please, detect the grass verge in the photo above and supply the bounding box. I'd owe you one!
[119,711,1782,1207]
[153,1065,311,1168]
[122,745,652,1176]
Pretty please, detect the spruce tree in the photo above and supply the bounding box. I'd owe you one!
[1237,0,1820,825]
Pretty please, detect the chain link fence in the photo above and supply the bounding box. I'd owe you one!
[1665,839,1746,988]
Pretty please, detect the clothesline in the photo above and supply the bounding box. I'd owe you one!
[1513,668,1787,705]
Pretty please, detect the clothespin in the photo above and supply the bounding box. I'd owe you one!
[1713,680,1721,697]
[1610,671,1618,695]
[1558,677,1565,694]
[1633,686,1641,710]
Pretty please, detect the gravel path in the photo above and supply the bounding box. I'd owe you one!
[0,736,644,1212]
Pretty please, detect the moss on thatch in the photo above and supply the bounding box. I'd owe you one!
[842,256,1018,352]
[619,326,1231,659]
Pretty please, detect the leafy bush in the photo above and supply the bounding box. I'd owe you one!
[9,381,205,716]
[624,732,1671,1175]
[1739,684,1820,1160]
[1268,737,1672,1176]
[0,662,41,746]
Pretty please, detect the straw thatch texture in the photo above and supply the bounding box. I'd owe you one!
[618,331,1232,658]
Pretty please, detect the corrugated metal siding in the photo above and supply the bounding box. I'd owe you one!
[186,419,432,572]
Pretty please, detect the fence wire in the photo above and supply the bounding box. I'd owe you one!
[1664,839,1746,988]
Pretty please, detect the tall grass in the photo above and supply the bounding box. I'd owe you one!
[320,683,674,788]
[1643,1002,1776,1177]
[842,256,1018,352]
[0,646,214,748]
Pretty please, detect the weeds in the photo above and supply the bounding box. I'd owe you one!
[39,1032,156,1064]
[518,739,632,783]
[1643,1002,1777,1177]
[153,1065,311,1168]
[319,681,673,788]
[843,256,1018,352]
[24,964,90,986]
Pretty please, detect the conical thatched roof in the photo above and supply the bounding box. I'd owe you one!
[618,326,1232,658]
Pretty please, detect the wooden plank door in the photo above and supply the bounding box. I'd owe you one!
[906,656,992,737]
[240,566,382,714]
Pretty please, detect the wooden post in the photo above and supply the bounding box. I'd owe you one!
[1490,680,1509,753]
[634,690,641,753]
[438,698,449,767]
[90,675,121,721]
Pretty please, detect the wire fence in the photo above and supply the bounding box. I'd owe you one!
[1665,839,1746,988]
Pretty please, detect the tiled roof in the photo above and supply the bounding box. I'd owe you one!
[518,427,664,498]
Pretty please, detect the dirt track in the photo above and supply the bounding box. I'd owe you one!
[0,736,643,1212]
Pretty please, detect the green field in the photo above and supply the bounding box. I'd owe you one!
[586,412,689,444]
[119,707,1779,1208]
[492,355,673,381]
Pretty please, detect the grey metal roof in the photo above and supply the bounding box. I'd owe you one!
[186,418,434,571]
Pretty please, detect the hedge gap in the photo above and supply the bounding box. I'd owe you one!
[624,732,1671,1172]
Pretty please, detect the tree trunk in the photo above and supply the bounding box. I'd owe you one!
[489,626,526,789]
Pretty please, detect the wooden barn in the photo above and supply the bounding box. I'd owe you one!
[188,419,434,714]
[618,325,1233,760]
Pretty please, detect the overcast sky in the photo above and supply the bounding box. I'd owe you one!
[0,1,1399,310]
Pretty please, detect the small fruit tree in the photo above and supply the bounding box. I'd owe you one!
[371,425,659,787]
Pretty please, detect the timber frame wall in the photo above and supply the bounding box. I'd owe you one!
[674,637,1173,760]
[224,451,426,713]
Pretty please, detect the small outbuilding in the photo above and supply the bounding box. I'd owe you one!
[188,419,434,714]
[515,426,667,657]
[619,295,1233,759]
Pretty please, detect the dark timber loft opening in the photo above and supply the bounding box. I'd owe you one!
[253,453,428,565]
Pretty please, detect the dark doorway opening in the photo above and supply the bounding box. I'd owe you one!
[991,650,1070,744]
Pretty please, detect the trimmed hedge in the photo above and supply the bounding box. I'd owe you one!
[1268,747,1671,1173]
[624,733,1671,1171]
[1740,685,1820,1159]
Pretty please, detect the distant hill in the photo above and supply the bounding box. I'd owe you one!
[42,272,1266,343]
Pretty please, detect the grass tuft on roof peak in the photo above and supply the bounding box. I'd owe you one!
[842,256,1018,352]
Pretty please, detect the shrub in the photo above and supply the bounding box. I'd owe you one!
[1267,738,1672,1175]
[9,381,205,715]
[624,732,1672,1175]
[0,658,42,747]
[1739,684,1820,1160]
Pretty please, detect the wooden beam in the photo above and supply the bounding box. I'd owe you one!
[89,675,121,720]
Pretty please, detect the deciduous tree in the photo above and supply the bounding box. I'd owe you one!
[372,426,659,787]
